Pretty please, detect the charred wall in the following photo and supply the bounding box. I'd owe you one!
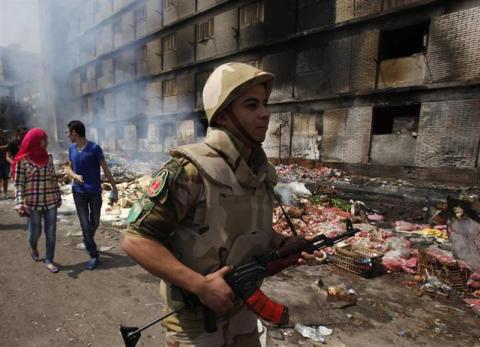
[40,0,480,182]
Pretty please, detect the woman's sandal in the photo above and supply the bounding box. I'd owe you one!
[30,248,40,262]
[45,262,59,273]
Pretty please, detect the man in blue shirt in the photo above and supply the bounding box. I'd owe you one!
[65,120,118,270]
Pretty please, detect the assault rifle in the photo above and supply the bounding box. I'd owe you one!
[120,220,359,346]
[215,219,359,328]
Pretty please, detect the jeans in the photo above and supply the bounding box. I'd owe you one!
[28,207,57,263]
[73,192,102,258]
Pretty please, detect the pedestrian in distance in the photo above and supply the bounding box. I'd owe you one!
[13,128,62,273]
[65,120,118,270]
[122,62,321,347]
[6,126,28,164]
[0,129,10,199]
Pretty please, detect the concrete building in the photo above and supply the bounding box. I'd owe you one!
[41,0,480,183]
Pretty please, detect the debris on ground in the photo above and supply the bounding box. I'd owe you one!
[53,154,480,333]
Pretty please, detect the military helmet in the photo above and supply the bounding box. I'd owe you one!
[202,62,274,125]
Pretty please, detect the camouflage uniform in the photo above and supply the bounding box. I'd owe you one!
[127,63,275,347]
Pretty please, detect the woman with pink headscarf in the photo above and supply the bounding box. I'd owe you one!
[13,128,62,273]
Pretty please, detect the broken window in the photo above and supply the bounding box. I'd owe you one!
[80,69,87,83]
[95,61,103,79]
[134,5,146,23]
[136,123,148,139]
[135,45,147,63]
[81,98,88,113]
[372,105,420,136]
[112,19,122,35]
[116,126,125,139]
[95,95,105,114]
[164,0,175,9]
[95,0,101,13]
[244,59,263,70]
[378,22,429,60]
[239,1,264,29]
[195,70,212,107]
[162,78,176,97]
[196,18,214,43]
[162,34,176,52]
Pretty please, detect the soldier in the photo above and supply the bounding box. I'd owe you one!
[122,62,317,346]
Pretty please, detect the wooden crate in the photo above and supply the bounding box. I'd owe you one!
[333,245,384,278]
[419,251,470,290]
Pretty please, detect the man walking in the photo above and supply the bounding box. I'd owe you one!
[65,120,117,270]
[6,127,28,164]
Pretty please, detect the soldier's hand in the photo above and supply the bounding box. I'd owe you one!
[297,235,327,265]
[197,266,235,315]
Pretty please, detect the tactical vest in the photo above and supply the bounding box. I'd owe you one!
[160,129,275,313]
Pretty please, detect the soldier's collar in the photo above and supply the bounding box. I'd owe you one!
[205,127,268,187]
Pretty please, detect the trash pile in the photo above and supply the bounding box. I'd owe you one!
[54,152,161,229]
[276,164,344,183]
[272,178,480,342]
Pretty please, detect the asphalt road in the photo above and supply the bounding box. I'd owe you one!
[1,191,479,347]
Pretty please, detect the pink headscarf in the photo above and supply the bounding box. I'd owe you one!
[12,128,49,180]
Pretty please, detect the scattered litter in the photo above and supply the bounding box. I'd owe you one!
[294,323,326,344]
[66,231,83,237]
[268,329,284,340]
[99,246,114,252]
[318,326,333,336]
[434,305,465,313]
[75,243,86,250]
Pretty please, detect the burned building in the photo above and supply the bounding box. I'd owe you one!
[0,44,48,129]
[40,0,480,183]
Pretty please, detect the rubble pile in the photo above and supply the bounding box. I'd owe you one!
[54,152,160,228]
[276,164,344,183]
[272,174,480,331]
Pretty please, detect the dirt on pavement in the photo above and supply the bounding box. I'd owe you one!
[1,191,480,347]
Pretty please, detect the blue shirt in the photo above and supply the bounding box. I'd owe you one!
[69,141,105,194]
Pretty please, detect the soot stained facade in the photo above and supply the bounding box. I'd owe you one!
[40,0,480,182]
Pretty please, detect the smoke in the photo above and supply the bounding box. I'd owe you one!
[31,1,208,163]
[274,182,312,206]
[0,0,41,54]
[0,0,46,131]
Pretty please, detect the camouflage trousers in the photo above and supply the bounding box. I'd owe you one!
[165,306,261,347]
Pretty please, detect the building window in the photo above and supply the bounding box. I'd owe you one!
[196,18,214,43]
[134,5,147,23]
[113,19,122,35]
[239,1,264,29]
[372,105,420,136]
[116,126,125,139]
[244,59,263,70]
[162,34,176,52]
[95,61,104,78]
[196,70,211,90]
[80,69,87,83]
[95,0,101,13]
[136,45,147,63]
[164,0,175,9]
[136,123,148,139]
[162,79,176,97]
[81,98,88,113]
[378,22,430,60]
[196,70,212,106]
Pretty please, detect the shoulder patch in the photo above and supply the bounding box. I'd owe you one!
[127,200,144,223]
[146,169,169,198]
